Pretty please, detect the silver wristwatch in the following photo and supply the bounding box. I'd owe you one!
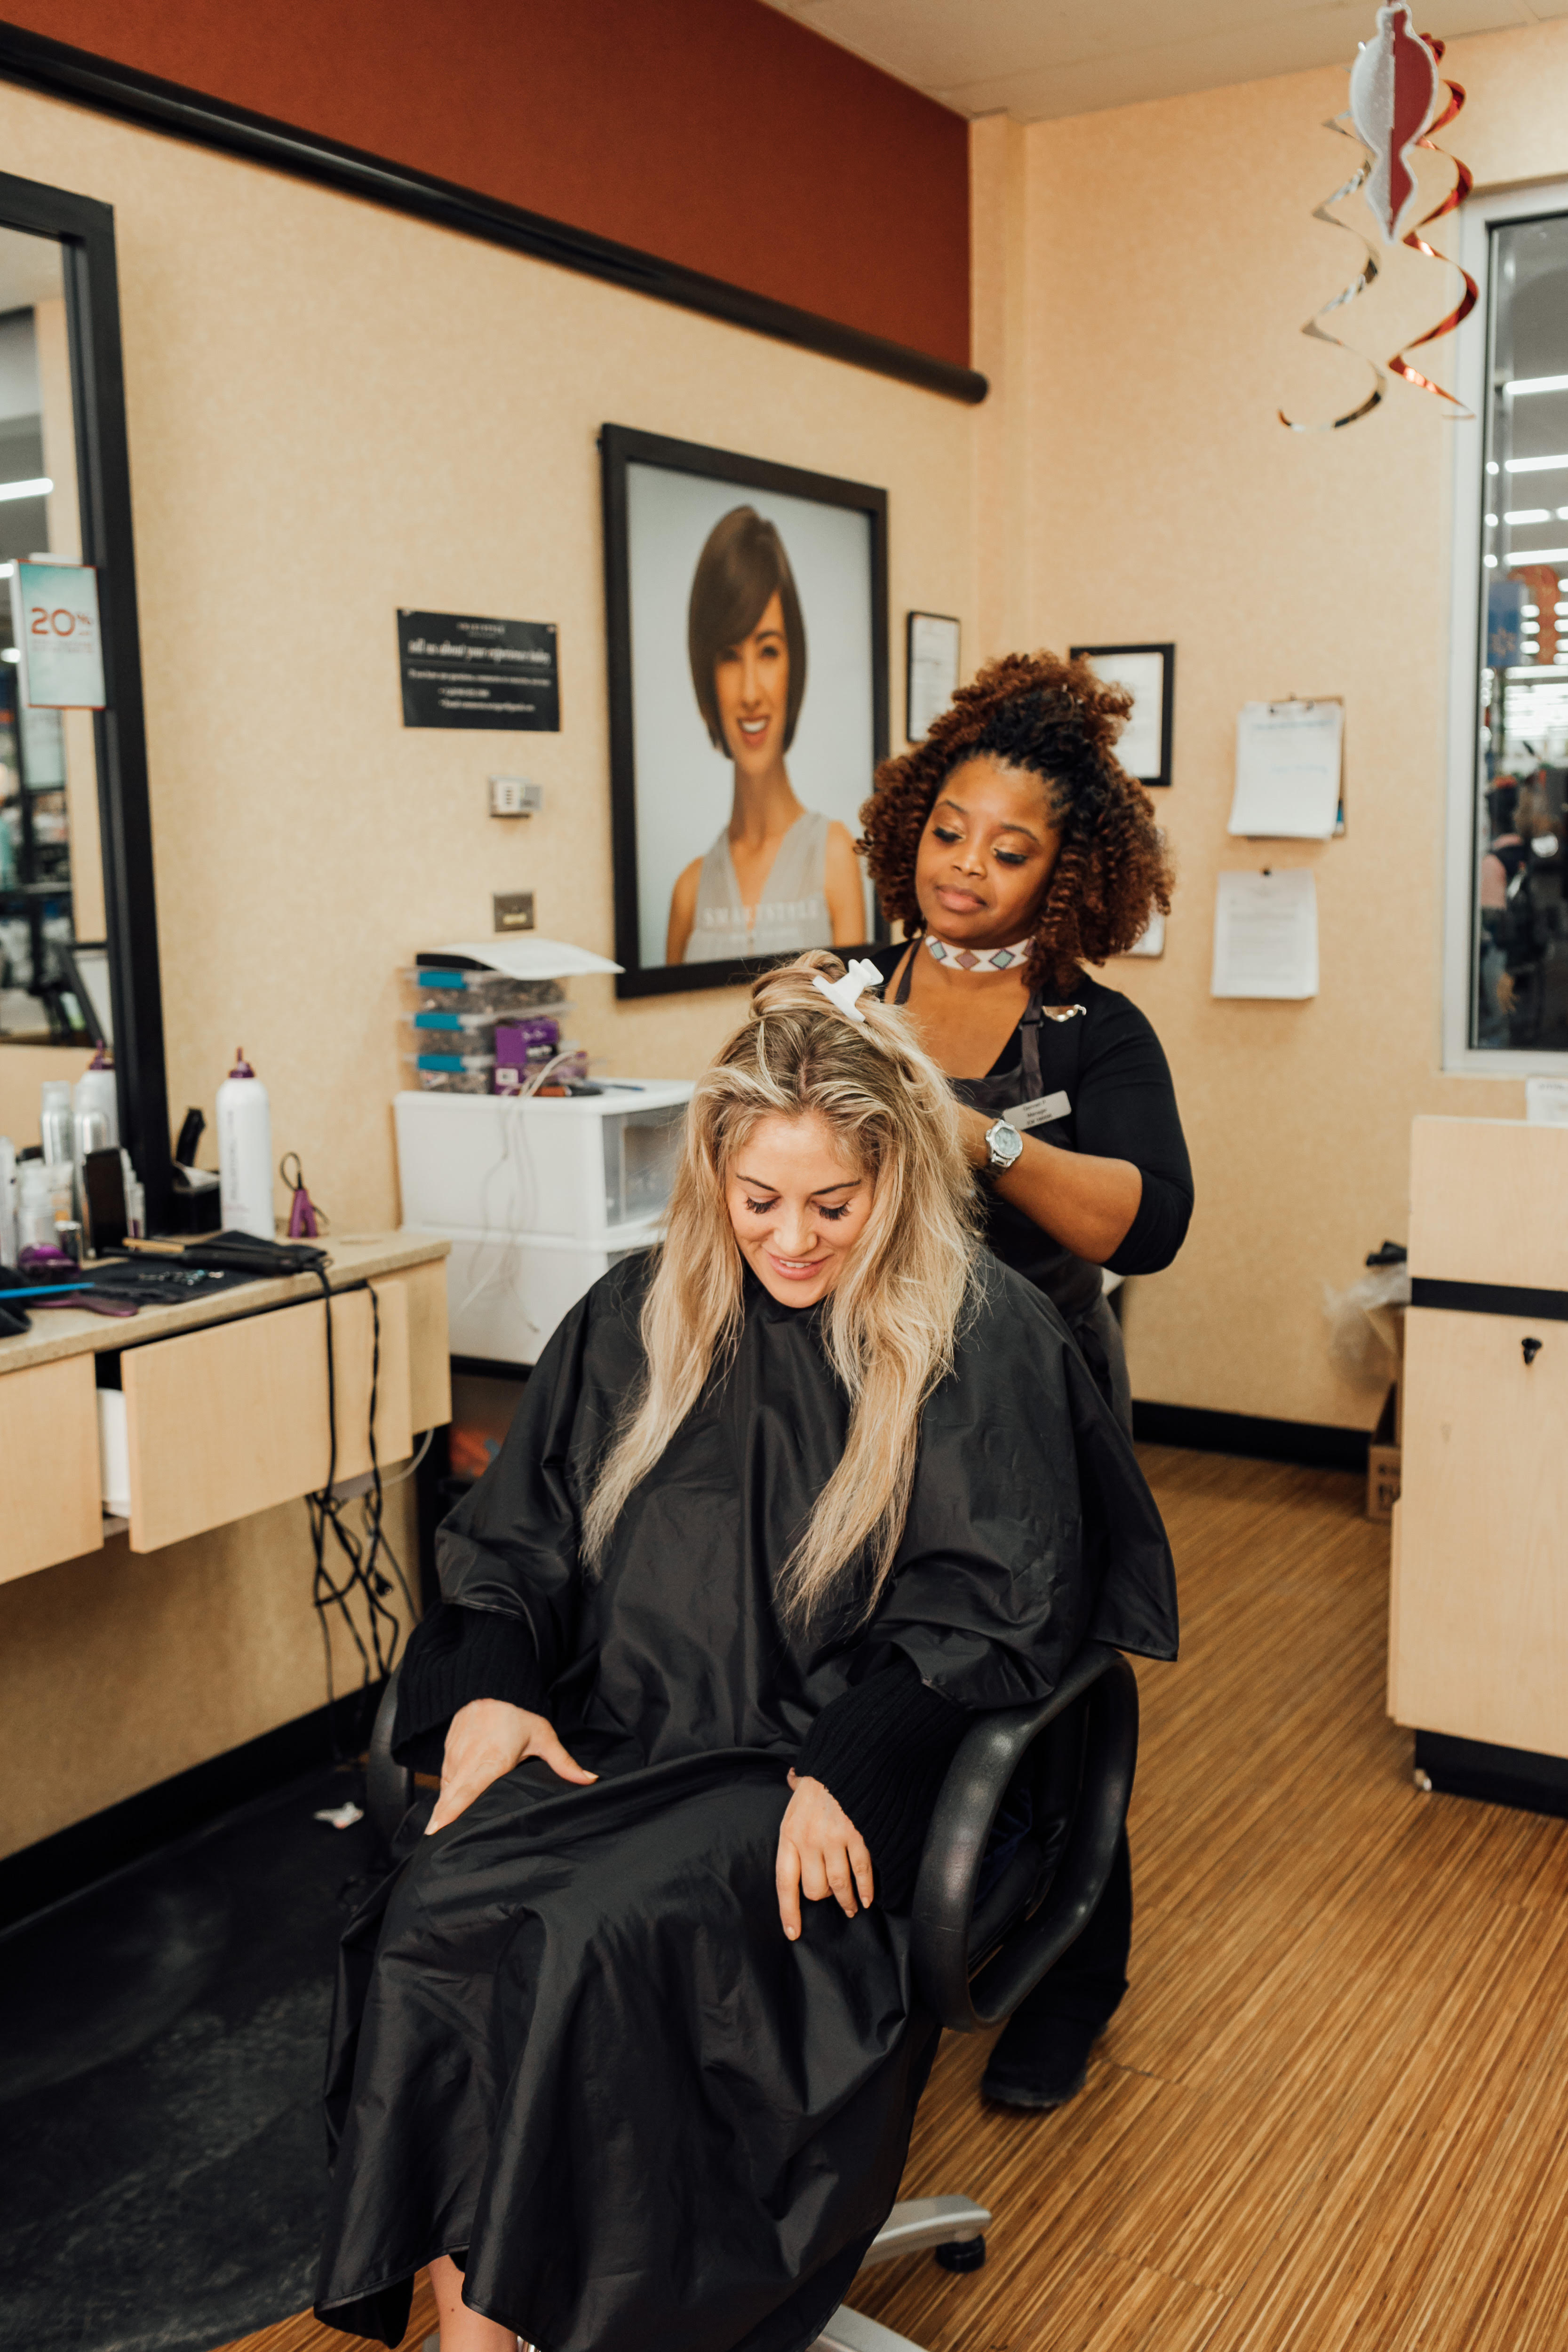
[984,1116,1024,1173]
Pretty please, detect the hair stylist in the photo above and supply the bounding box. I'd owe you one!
[859,647,1194,2113]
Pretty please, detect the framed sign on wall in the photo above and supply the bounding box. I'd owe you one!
[601,423,889,999]
[1070,642,1175,789]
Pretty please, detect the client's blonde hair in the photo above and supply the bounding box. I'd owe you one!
[582,951,978,1629]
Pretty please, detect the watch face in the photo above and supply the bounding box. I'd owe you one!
[989,1120,1023,1169]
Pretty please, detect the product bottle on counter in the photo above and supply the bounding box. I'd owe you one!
[16,1159,59,1254]
[73,1046,119,1151]
[0,1136,16,1266]
[40,1079,72,1169]
[217,1049,274,1240]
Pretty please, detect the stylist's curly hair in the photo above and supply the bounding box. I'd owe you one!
[859,650,1173,994]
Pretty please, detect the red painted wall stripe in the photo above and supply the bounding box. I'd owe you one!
[1,0,971,367]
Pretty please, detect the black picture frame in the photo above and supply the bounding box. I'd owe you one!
[1069,641,1176,790]
[600,422,890,1001]
[0,168,169,1225]
[905,609,961,742]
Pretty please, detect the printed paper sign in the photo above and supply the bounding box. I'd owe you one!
[398,609,559,731]
[11,561,106,709]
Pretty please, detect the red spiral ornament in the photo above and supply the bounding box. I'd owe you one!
[1281,3,1476,433]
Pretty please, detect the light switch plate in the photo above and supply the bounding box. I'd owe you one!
[493,891,536,933]
[489,774,543,818]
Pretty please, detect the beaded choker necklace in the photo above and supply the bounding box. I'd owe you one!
[923,932,1033,974]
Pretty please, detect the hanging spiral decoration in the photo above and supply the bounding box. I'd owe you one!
[1385,37,1476,410]
[1280,4,1476,432]
[1278,115,1387,433]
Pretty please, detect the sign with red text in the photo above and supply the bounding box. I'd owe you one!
[10,561,106,709]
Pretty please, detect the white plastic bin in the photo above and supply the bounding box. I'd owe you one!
[441,1221,663,1365]
[394,1084,692,1242]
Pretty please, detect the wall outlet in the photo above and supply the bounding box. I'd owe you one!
[493,891,536,934]
[489,774,543,818]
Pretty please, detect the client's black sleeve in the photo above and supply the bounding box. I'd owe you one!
[1072,993,1194,1277]
[391,1602,544,1773]
[795,1653,969,1905]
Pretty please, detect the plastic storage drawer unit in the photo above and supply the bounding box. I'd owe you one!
[394,1084,692,1242]
[440,1224,663,1366]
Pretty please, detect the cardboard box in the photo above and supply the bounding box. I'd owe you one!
[1367,1378,1401,1522]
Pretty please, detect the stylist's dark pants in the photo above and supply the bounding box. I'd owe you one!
[1014,1290,1134,2034]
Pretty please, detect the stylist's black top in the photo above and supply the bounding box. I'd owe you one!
[870,946,1194,1298]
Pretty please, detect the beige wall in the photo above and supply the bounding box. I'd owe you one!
[0,83,977,1234]
[0,81,977,1854]
[973,21,1568,1432]
[10,18,1566,1851]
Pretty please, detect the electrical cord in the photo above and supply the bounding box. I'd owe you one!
[378,1424,435,1491]
[307,1273,401,1758]
[370,1506,419,1621]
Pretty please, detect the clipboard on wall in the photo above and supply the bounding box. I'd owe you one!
[1228,698,1345,839]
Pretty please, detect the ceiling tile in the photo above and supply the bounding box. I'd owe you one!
[765,0,1533,119]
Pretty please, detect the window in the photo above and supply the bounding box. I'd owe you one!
[1448,189,1568,1070]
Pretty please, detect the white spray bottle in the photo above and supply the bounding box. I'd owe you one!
[72,1045,119,1150]
[217,1049,275,1240]
[0,1136,16,1267]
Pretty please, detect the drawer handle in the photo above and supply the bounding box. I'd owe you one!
[1523,1335,1544,1367]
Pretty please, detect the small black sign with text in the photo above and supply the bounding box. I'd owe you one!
[397,610,559,730]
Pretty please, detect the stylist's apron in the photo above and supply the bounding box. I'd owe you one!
[894,962,1132,1436]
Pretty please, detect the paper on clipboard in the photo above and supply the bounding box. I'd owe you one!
[1228,701,1343,839]
[1211,870,1319,1000]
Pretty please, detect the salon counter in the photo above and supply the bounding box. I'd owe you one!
[1,1233,450,1581]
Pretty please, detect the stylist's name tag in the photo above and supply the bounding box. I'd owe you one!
[1011,1091,1071,1132]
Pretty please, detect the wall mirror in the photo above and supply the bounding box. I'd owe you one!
[0,170,167,1222]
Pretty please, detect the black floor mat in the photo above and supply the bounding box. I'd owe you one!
[0,1768,381,2352]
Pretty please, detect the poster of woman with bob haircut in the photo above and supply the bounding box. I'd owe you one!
[602,425,889,1000]
[668,506,865,965]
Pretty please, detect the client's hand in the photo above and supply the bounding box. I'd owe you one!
[426,1698,597,1836]
[775,1770,874,1940]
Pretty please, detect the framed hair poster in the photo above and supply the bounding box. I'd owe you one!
[1070,642,1175,789]
[601,423,890,999]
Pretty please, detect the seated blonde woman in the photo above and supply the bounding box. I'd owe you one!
[314,952,1177,2352]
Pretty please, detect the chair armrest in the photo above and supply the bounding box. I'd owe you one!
[909,1642,1138,2033]
[366,1660,414,1855]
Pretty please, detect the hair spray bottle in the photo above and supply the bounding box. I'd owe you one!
[217,1049,274,1240]
[0,1136,16,1267]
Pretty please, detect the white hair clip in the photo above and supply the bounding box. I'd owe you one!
[812,958,884,1025]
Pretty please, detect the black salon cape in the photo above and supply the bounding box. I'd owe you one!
[313,1254,1176,2352]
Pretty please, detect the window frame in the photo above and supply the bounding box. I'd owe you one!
[1444,176,1568,1075]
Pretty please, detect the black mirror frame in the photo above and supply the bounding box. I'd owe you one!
[0,168,169,1229]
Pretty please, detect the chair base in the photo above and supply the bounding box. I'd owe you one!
[815,2195,991,2351]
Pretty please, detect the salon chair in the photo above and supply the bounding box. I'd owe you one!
[366,1639,1139,2352]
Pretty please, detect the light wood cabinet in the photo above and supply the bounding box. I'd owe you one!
[379,1256,452,1433]
[0,1354,103,1584]
[1389,1118,1568,1760]
[0,1236,450,1578]
[121,1279,413,1553]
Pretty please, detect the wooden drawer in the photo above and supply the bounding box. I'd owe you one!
[121,1279,412,1553]
[0,1353,103,1582]
[376,1256,451,1432]
[1390,1304,1568,1754]
[1409,1117,1568,1290]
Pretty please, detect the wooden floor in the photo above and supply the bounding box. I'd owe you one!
[222,1448,1568,2352]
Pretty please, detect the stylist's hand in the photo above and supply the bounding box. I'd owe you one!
[426,1698,597,1835]
[776,1770,874,1940]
